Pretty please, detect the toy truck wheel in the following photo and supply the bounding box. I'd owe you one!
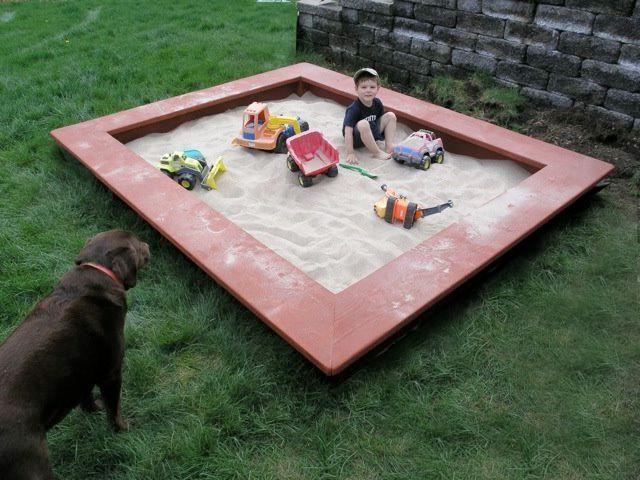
[404,202,418,229]
[434,148,444,164]
[298,174,313,188]
[176,173,197,190]
[421,154,431,170]
[300,121,309,132]
[384,197,396,223]
[325,165,339,177]
[275,133,287,154]
[287,155,299,172]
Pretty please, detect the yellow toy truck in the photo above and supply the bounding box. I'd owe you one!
[231,102,309,153]
[156,150,226,191]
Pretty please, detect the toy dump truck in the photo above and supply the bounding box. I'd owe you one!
[286,130,339,187]
[391,129,444,170]
[374,184,453,229]
[231,102,309,153]
[156,150,225,191]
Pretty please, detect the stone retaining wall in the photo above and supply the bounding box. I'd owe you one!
[296,0,640,130]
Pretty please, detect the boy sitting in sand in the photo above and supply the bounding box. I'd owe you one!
[343,68,397,165]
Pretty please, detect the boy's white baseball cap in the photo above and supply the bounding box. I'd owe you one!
[353,67,379,83]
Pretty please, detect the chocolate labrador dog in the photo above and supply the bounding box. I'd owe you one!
[0,230,150,479]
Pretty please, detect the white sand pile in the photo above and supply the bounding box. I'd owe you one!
[127,93,529,293]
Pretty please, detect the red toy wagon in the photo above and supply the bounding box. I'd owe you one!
[286,130,339,187]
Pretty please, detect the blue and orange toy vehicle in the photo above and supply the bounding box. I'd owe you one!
[286,130,339,187]
[231,102,309,153]
[391,129,445,170]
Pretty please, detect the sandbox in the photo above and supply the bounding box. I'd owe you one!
[51,63,613,375]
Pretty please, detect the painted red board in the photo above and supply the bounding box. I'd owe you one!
[51,63,613,375]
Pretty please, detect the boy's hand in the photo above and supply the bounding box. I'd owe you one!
[346,152,359,165]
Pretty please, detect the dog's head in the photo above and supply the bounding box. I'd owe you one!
[75,230,151,290]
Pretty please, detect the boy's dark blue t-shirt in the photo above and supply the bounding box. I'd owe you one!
[342,97,384,136]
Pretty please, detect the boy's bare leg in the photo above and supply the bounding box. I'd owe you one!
[356,120,390,159]
[379,112,397,153]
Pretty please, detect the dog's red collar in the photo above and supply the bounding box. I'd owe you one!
[81,262,124,289]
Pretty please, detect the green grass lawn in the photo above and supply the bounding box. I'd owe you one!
[1,1,638,478]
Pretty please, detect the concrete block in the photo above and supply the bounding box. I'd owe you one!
[360,11,394,30]
[298,1,342,20]
[565,0,634,16]
[433,26,477,51]
[341,8,359,24]
[395,17,434,35]
[362,0,394,15]
[482,0,536,22]
[535,5,595,34]
[412,37,452,62]
[521,87,574,108]
[558,32,620,63]
[344,23,375,44]
[415,5,457,27]
[605,89,640,118]
[526,45,582,76]
[302,28,329,46]
[393,1,414,18]
[452,49,497,73]
[457,12,506,37]
[593,14,640,46]
[431,61,466,78]
[505,20,559,48]
[298,13,314,29]
[586,105,634,129]
[476,35,526,62]
[582,59,640,92]
[314,16,343,35]
[382,29,414,52]
[619,44,640,72]
[395,51,432,74]
[377,62,411,84]
[412,0,456,7]
[458,0,481,12]
[329,34,358,54]
[548,73,607,104]
[496,61,549,88]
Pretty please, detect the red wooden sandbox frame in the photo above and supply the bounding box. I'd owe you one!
[51,63,613,375]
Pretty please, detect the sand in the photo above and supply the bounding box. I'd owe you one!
[127,93,530,293]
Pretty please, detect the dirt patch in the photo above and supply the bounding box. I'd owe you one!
[519,107,639,182]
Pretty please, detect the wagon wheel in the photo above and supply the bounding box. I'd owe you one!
[275,133,287,154]
[384,196,396,223]
[403,202,418,229]
[287,155,299,172]
[421,154,431,170]
[325,165,339,177]
[300,121,309,132]
[298,174,313,188]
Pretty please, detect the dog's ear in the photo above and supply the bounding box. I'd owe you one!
[109,246,139,290]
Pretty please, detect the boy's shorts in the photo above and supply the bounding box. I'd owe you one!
[345,120,385,148]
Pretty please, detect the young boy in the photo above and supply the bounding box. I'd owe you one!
[343,68,397,165]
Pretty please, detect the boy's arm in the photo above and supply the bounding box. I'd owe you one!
[343,126,358,165]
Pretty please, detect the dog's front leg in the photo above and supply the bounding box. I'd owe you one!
[99,371,128,432]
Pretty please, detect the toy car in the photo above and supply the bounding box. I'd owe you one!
[286,130,339,187]
[156,150,224,191]
[373,184,452,229]
[231,102,309,153]
[391,129,444,170]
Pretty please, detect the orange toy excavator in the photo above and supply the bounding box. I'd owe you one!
[374,184,453,229]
